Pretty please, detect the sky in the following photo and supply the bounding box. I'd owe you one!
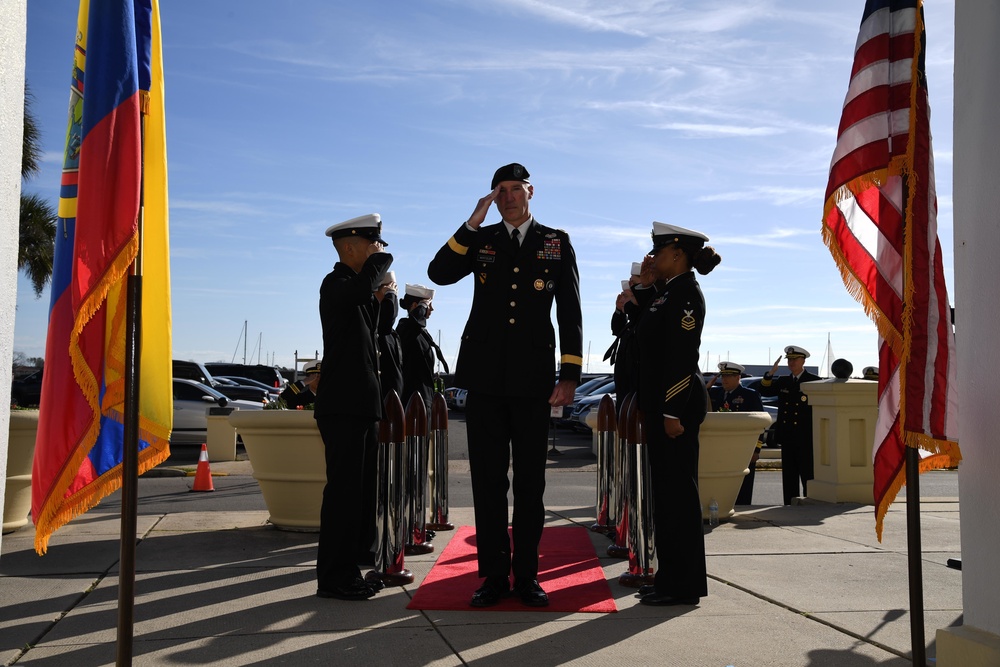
[14,0,957,377]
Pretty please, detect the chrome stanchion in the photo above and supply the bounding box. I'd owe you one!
[426,392,454,531]
[403,394,433,555]
[620,402,655,587]
[368,390,412,587]
[590,393,617,534]
[607,392,633,559]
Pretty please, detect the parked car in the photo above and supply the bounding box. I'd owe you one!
[171,378,263,445]
[10,369,43,407]
[569,380,616,432]
[204,363,286,390]
[172,359,269,404]
[555,375,613,426]
[444,387,467,411]
[216,375,281,398]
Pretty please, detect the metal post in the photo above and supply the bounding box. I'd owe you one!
[905,446,926,666]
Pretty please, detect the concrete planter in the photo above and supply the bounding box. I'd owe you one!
[4,410,39,534]
[228,410,324,531]
[699,412,772,521]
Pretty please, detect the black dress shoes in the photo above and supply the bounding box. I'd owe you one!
[637,584,656,597]
[638,592,700,607]
[317,576,378,601]
[513,579,549,607]
[470,576,510,608]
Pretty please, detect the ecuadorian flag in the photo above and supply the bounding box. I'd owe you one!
[32,0,172,555]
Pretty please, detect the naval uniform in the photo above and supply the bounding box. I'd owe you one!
[280,381,316,410]
[709,384,764,504]
[427,216,583,582]
[314,251,392,590]
[759,369,821,504]
[635,270,709,601]
[396,317,447,414]
[377,292,404,404]
[606,302,639,399]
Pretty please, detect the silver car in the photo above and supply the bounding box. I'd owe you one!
[171,378,264,445]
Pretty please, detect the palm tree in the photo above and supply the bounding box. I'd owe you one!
[19,85,57,298]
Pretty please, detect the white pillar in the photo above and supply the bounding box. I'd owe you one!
[0,1,28,558]
[937,1,1000,664]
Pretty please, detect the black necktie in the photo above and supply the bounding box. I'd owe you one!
[510,227,520,253]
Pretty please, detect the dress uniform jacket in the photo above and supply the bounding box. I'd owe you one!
[635,272,708,425]
[709,384,764,413]
[279,381,316,409]
[427,217,584,396]
[635,270,709,600]
[758,370,821,450]
[314,253,393,421]
[396,316,437,412]
[606,300,641,400]
[377,293,404,404]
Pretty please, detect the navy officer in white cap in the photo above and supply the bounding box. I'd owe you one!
[760,345,822,505]
[634,221,721,607]
[396,283,449,414]
[314,213,392,600]
[280,360,321,409]
[428,162,583,608]
[708,361,764,505]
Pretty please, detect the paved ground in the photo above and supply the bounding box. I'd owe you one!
[0,415,961,666]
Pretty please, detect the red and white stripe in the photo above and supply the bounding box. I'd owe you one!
[822,0,959,541]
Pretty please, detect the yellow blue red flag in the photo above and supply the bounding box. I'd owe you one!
[32,0,173,554]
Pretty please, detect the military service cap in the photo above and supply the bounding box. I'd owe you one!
[784,345,810,359]
[650,221,709,254]
[325,213,387,246]
[717,361,745,375]
[303,360,321,375]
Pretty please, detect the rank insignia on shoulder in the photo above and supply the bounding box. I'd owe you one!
[681,309,696,331]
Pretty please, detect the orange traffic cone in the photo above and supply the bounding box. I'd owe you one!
[191,444,215,492]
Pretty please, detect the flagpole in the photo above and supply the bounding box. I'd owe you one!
[905,445,926,665]
[116,90,149,667]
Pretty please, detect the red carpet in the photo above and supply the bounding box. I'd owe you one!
[407,525,617,613]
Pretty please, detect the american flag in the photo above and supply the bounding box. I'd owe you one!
[821,0,961,541]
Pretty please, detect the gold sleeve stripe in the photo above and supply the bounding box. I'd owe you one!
[760,377,772,387]
[447,236,469,255]
[561,355,584,366]
[664,376,691,403]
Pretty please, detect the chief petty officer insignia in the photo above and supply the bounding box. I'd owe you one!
[681,309,696,331]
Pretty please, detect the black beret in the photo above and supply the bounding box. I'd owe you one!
[491,163,531,190]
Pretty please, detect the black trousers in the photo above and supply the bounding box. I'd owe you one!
[464,391,551,581]
[780,434,813,505]
[645,414,708,599]
[735,458,757,505]
[315,414,379,588]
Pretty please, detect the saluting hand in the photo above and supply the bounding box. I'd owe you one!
[769,355,783,376]
[467,186,500,230]
[664,416,685,438]
[366,241,385,257]
[638,255,656,287]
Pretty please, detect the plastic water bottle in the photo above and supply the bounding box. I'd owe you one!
[708,498,719,527]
